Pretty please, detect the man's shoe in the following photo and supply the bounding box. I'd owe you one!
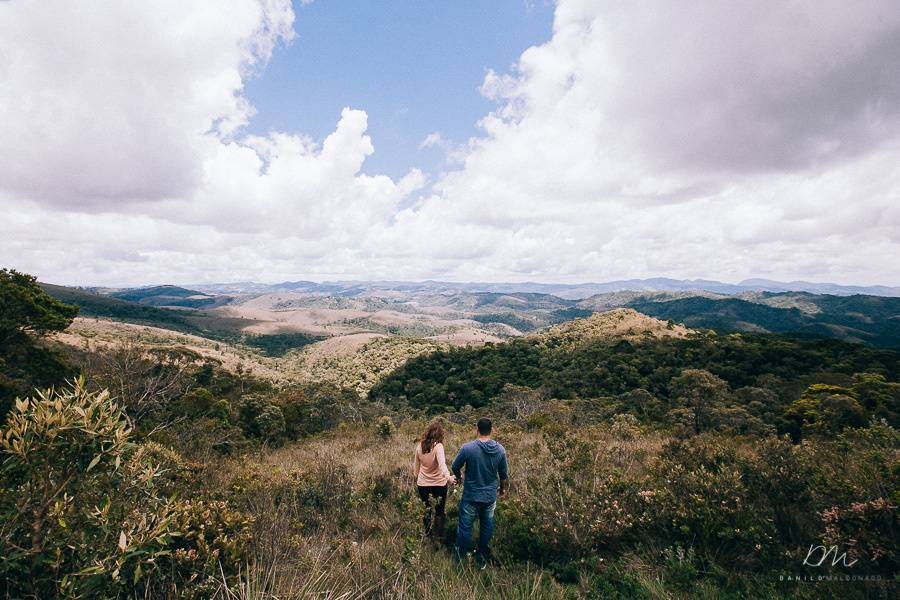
[475,553,488,570]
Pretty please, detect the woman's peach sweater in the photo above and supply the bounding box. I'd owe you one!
[413,442,451,486]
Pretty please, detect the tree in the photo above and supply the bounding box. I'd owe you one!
[0,269,78,420]
[669,369,730,434]
[617,388,664,421]
[496,384,549,421]
[0,269,78,338]
[782,383,869,439]
[852,372,900,428]
[79,341,195,427]
[277,383,358,438]
[238,393,286,442]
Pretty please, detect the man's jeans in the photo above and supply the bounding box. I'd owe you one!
[454,498,496,559]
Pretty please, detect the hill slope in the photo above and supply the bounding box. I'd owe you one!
[539,308,692,347]
[110,285,228,309]
[41,283,247,340]
[629,294,900,347]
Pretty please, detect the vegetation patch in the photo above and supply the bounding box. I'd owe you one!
[242,331,325,357]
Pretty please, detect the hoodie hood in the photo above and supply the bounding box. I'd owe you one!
[476,439,502,454]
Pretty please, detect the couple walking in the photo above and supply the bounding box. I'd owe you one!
[413,417,509,568]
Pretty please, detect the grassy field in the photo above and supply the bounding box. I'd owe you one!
[193,417,895,599]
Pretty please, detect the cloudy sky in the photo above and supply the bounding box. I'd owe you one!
[2,0,899,287]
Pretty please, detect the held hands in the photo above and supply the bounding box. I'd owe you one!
[448,474,458,485]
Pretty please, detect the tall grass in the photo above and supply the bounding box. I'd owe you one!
[197,419,895,599]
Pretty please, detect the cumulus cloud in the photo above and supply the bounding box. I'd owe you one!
[0,0,294,206]
[2,0,900,286]
[390,0,900,284]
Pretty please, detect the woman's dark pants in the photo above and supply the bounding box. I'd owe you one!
[417,484,448,539]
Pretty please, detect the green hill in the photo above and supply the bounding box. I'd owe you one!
[370,312,900,414]
[110,285,228,309]
[40,283,244,340]
[628,293,900,348]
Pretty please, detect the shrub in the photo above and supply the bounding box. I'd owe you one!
[278,383,355,438]
[650,437,777,568]
[255,404,286,442]
[0,378,134,596]
[496,432,643,569]
[238,393,285,442]
[737,436,817,550]
[376,415,396,439]
[163,499,254,594]
[610,413,641,440]
[0,378,251,597]
[171,387,228,421]
[821,499,898,574]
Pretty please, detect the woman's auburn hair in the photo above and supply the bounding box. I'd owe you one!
[420,420,444,454]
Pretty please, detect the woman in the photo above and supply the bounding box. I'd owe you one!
[413,420,456,540]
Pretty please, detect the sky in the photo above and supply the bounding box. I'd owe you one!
[1,0,899,287]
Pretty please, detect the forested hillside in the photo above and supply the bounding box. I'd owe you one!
[371,325,900,437]
[629,294,900,347]
[110,284,229,309]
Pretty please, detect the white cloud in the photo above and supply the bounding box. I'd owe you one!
[0,0,294,206]
[385,0,900,284]
[2,0,900,286]
[419,132,444,149]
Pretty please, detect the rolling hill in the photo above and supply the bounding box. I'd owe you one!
[109,285,229,309]
[629,294,900,348]
[40,283,247,341]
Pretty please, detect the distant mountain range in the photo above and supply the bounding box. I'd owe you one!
[188,278,900,299]
[43,278,900,349]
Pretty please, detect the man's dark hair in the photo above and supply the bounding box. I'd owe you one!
[477,417,492,436]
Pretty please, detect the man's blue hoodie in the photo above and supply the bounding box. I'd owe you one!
[451,439,509,503]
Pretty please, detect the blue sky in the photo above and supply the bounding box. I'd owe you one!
[243,0,554,179]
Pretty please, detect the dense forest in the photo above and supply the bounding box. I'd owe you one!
[629,294,900,348]
[371,332,900,437]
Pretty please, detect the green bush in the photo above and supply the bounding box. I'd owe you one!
[163,499,254,594]
[0,379,251,597]
[376,415,396,439]
[821,498,897,574]
[650,438,777,567]
[170,387,228,421]
[238,393,285,442]
[278,383,356,438]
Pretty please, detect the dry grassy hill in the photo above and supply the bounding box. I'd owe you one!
[51,317,286,381]
[538,308,693,347]
[286,335,447,396]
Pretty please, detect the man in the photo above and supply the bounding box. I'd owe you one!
[451,417,509,568]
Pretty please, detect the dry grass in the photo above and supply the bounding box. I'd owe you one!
[199,420,674,599]
[283,337,448,397]
[539,308,692,347]
[51,317,286,380]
